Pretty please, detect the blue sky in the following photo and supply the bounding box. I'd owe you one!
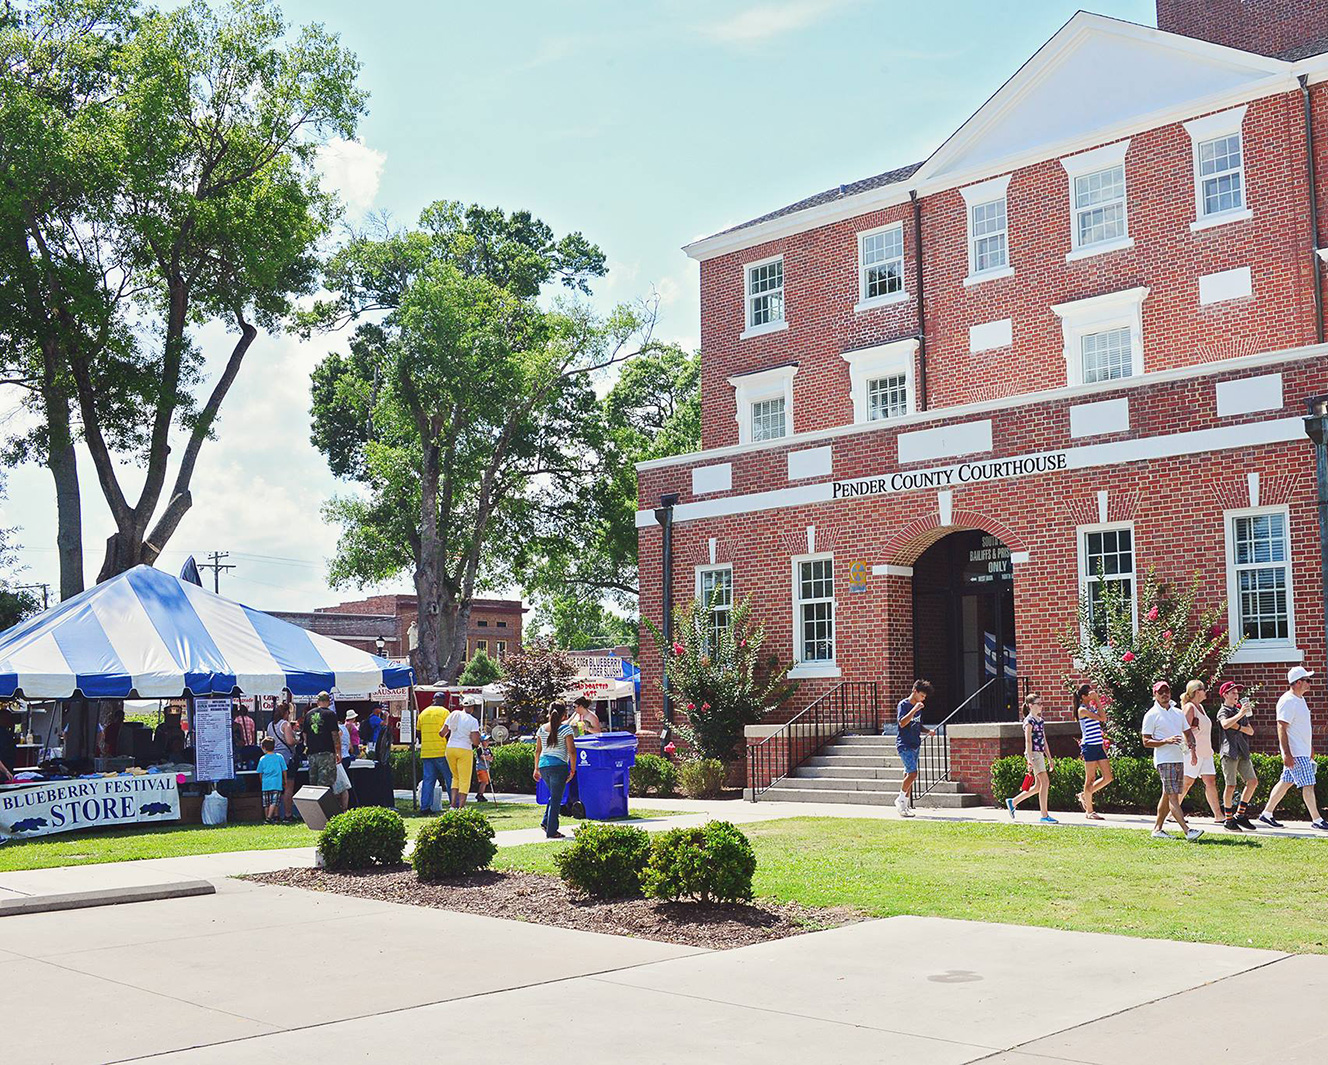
[5,0,1156,611]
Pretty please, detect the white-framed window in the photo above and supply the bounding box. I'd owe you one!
[841,338,917,425]
[696,564,733,651]
[742,255,786,338]
[1185,105,1250,231]
[475,639,488,656]
[495,640,507,659]
[1051,286,1149,387]
[792,554,835,666]
[855,224,906,310]
[1078,523,1136,640]
[960,174,1012,284]
[1060,140,1133,260]
[1225,506,1295,654]
[728,363,797,444]
[750,397,786,442]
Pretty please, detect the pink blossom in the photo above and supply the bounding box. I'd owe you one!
[701,702,710,711]
[686,703,695,711]
[672,642,685,656]
[1162,630,1173,642]
[1146,606,1159,622]
[1121,651,1136,663]
[739,638,747,648]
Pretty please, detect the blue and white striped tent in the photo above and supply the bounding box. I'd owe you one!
[0,565,413,699]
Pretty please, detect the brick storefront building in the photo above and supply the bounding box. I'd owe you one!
[277,594,525,663]
[636,3,1328,796]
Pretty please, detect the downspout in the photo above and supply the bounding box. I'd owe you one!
[910,189,928,410]
[1300,75,1324,344]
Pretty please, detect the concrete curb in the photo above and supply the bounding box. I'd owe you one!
[0,879,215,917]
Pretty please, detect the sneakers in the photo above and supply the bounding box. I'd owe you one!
[1005,798,1016,820]
[1223,817,1242,831]
[1237,815,1258,830]
[1258,812,1284,829]
[1312,819,1328,832]
[894,792,908,815]
[1150,829,1172,840]
[1038,815,1058,824]
[900,796,916,818]
[1185,827,1204,842]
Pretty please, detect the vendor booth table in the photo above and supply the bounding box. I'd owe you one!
[0,565,413,841]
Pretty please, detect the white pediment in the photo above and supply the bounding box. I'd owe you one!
[918,13,1292,189]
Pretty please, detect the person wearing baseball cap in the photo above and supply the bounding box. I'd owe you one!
[1141,680,1204,841]
[1258,667,1328,830]
[1216,681,1258,830]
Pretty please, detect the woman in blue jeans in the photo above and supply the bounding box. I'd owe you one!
[533,703,577,838]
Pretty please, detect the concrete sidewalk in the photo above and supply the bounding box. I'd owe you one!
[3,884,1324,1065]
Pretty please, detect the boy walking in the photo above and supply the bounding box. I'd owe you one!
[256,738,286,825]
[1258,667,1328,830]
[893,680,935,817]
[1141,681,1203,841]
[1216,681,1259,831]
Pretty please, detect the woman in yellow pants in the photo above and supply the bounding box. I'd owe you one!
[442,699,482,809]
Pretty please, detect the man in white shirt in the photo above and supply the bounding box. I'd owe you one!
[440,697,482,810]
[1258,667,1328,831]
[1140,680,1203,841]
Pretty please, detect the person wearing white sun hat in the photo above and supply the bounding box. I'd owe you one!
[1258,666,1328,831]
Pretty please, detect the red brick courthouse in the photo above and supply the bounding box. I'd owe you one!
[637,2,1328,802]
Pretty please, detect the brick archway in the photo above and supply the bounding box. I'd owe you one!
[881,508,1028,566]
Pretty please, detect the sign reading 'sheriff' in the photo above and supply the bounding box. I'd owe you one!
[832,451,1069,499]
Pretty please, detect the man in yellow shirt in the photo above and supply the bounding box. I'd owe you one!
[417,693,453,813]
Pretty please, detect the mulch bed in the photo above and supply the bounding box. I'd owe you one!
[244,867,863,949]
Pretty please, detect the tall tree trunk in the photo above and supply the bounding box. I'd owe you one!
[438,591,469,684]
[43,381,84,601]
[412,440,444,683]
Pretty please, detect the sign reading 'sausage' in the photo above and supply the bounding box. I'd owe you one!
[832,451,1068,499]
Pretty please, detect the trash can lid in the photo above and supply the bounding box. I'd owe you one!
[573,731,638,749]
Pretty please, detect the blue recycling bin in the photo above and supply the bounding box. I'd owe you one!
[535,732,637,819]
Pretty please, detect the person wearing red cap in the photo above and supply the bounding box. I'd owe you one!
[1216,681,1258,830]
[1141,680,1203,841]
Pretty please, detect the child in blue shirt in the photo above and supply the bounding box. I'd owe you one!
[257,738,287,825]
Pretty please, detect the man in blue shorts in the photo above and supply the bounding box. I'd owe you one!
[893,679,935,817]
[1258,667,1328,830]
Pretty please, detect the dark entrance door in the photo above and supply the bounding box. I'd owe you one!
[911,530,1018,723]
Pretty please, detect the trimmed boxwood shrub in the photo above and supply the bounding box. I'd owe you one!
[553,823,652,898]
[630,753,679,798]
[318,806,407,870]
[489,742,537,793]
[642,820,756,903]
[678,758,726,799]
[991,753,1328,815]
[411,807,497,880]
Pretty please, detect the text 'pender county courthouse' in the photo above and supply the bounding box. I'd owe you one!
[636,1,1328,802]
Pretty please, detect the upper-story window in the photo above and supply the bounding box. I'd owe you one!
[1225,506,1295,654]
[1060,140,1132,261]
[742,255,786,338]
[961,174,1012,285]
[1051,287,1149,387]
[855,224,905,310]
[1184,105,1250,231]
[729,363,797,444]
[841,338,917,425]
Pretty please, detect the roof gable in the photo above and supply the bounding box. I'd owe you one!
[917,13,1292,188]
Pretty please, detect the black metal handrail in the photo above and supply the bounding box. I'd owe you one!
[746,680,879,800]
[913,677,999,799]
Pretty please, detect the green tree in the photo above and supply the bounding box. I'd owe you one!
[498,640,577,733]
[528,591,637,653]
[1059,569,1241,757]
[307,205,652,683]
[0,0,365,590]
[458,647,503,686]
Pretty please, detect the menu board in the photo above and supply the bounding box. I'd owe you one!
[193,697,235,782]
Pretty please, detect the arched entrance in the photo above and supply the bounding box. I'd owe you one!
[911,530,1018,722]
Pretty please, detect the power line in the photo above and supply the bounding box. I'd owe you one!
[196,551,236,593]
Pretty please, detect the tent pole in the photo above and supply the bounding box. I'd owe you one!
[407,684,418,812]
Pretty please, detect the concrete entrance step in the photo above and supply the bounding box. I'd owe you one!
[805,753,906,768]
[832,734,896,747]
[793,764,906,781]
[759,787,893,806]
[783,774,897,792]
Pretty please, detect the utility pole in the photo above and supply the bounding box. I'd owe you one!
[13,582,50,610]
[197,551,236,594]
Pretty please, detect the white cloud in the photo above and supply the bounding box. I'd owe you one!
[703,0,855,43]
[314,137,385,216]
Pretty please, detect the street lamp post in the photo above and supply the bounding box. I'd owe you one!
[1305,394,1328,672]
[653,493,680,752]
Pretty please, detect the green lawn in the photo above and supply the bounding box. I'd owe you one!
[494,816,1328,955]
[0,802,671,873]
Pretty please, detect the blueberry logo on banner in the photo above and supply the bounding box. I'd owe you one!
[8,817,48,834]
[139,802,173,816]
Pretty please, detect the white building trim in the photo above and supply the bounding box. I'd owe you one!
[1051,286,1149,387]
[841,338,918,425]
[729,363,797,445]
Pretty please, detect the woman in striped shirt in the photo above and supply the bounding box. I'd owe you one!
[1075,683,1113,819]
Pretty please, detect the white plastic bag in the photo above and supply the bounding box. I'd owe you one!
[332,761,351,795]
[417,782,442,809]
[201,790,228,825]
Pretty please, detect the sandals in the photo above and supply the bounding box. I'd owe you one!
[1086,811,1105,820]
[1075,792,1086,812]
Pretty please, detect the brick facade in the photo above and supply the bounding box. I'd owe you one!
[311,594,525,662]
[1156,0,1328,59]
[639,10,1328,788]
